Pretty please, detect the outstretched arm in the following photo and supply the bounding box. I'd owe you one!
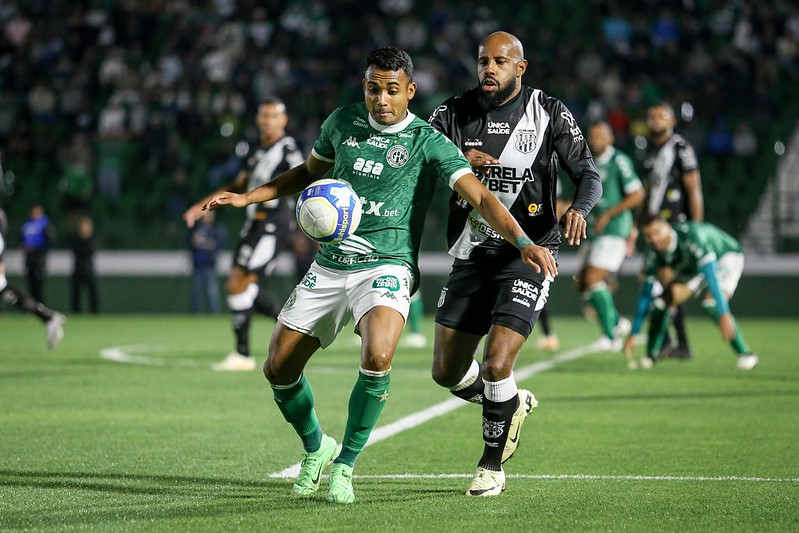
[204,155,333,212]
[184,170,248,228]
[454,173,558,278]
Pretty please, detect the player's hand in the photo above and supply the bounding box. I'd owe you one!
[718,313,736,342]
[464,149,500,174]
[183,204,206,228]
[203,192,247,211]
[520,244,558,279]
[623,335,636,361]
[560,207,587,246]
[595,213,611,234]
[626,226,639,257]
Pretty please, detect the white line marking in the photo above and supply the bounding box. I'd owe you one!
[341,473,799,483]
[269,341,601,479]
[100,345,202,367]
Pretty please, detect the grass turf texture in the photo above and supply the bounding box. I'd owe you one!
[1,315,797,531]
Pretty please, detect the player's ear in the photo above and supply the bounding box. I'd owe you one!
[517,59,528,78]
[407,81,417,100]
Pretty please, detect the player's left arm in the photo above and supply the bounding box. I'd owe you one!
[454,173,557,278]
[205,154,332,211]
[698,256,735,340]
[683,169,704,221]
[550,102,602,245]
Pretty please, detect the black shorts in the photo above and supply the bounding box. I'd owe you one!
[435,254,556,338]
[233,220,283,274]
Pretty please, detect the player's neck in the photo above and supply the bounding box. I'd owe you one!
[260,133,284,145]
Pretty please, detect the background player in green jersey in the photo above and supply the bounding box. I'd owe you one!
[577,122,643,350]
[203,47,555,504]
[623,213,758,370]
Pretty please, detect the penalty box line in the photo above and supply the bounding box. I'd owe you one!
[269,341,599,479]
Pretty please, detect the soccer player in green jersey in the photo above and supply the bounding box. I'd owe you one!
[203,47,556,504]
[578,122,643,350]
[623,213,758,370]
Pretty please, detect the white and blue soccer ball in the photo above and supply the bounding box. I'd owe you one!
[296,178,362,244]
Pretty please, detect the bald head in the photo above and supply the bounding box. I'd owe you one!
[477,32,527,107]
[479,31,525,61]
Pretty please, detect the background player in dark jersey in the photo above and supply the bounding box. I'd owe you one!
[428,32,601,497]
[184,99,304,371]
[641,101,705,360]
[0,206,65,348]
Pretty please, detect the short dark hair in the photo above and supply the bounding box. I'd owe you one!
[649,101,675,117]
[366,47,414,80]
[638,211,666,228]
[259,97,286,109]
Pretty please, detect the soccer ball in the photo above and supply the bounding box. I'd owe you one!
[296,179,363,244]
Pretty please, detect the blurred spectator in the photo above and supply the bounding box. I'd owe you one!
[189,210,225,314]
[58,132,94,230]
[70,215,98,314]
[21,204,54,303]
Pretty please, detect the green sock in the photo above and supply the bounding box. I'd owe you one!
[335,369,391,467]
[587,283,619,339]
[647,305,670,359]
[272,374,322,452]
[408,294,423,334]
[702,301,751,355]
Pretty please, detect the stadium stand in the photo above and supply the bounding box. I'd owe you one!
[1,1,797,250]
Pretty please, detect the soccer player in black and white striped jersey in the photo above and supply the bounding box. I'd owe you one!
[428,31,602,497]
[184,99,304,371]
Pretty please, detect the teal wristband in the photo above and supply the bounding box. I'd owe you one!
[515,236,534,249]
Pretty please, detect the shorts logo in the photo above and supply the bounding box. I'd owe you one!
[386,145,409,168]
[301,272,317,289]
[437,287,448,308]
[373,275,400,291]
[515,129,537,153]
[284,289,297,310]
[380,291,398,301]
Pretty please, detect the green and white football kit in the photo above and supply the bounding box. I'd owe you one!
[278,103,472,345]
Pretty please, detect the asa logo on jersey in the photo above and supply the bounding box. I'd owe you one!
[353,158,384,178]
[515,129,537,154]
[386,145,409,168]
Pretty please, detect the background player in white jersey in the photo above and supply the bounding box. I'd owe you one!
[576,121,643,350]
[428,32,601,497]
[202,47,553,504]
[184,99,304,371]
[0,206,65,348]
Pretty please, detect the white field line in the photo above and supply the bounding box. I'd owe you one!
[346,473,799,483]
[100,345,203,367]
[269,341,602,479]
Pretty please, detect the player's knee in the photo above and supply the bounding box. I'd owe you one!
[362,351,393,373]
[430,355,458,388]
[481,358,514,382]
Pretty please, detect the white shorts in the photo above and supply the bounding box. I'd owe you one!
[685,252,744,298]
[579,235,628,273]
[278,261,413,348]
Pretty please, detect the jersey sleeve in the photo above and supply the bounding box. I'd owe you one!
[683,223,716,266]
[427,98,457,142]
[424,129,472,189]
[311,108,341,163]
[676,142,699,174]
[617,152,643,194]
[548,99,602,215]
[285,138,305,169]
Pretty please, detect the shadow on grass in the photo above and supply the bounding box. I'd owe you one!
[0,469,459,528]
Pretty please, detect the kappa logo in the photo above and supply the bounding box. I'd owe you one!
[342,136,360,148]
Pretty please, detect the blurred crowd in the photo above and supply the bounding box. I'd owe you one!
[1,0,797,248]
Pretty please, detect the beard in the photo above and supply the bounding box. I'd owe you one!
[478,78,518,108]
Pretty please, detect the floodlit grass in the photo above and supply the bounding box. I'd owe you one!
[1,314,797,531]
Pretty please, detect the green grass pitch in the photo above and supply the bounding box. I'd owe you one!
[1,314,797,531]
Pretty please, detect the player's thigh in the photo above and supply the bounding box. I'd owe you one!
[586,235,627,273]
[434,260,495,336]
[278,262,351,348]
[717,252,744,298]
[358,306,405,372]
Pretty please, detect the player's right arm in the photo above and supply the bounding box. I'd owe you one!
[183,170,249,228]
[204,154,332,211]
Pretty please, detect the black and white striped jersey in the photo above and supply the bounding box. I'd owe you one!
[240,136,304,232]
[643,133,699,223]
[428,86,601,260]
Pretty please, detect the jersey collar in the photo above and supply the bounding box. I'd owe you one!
[368,111,416,133]
[595,146,616,165]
